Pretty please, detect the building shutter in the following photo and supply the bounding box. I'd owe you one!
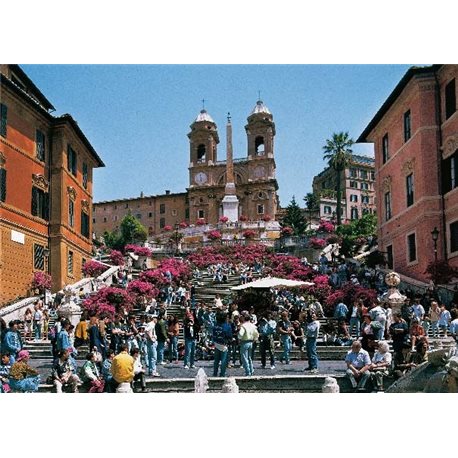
[0,104,7,137]
[31,186,38,216]
[44,192,50,220]
[0,168,6,202]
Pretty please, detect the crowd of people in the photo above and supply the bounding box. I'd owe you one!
[2,251,458,393]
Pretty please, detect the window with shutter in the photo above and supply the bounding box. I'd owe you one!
[445,79,456,120]
[36,130,46,162]
[69,199,74,227]
[81,211,89,238]
[82,163,88,188]
[34,244,45,270]
[31,187,39,216]
[0,168,6,202]
[0,104,7,138]
[407,233,416,262]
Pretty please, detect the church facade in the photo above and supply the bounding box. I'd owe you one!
[93,100,280,237]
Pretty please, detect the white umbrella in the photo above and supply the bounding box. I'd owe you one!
[231,276,314,291]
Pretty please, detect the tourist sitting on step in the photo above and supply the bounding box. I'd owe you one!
[368,340,392,392]
[409,318,425,351]
[392,337,429,379]
[52,348,81,393]
[345,341,371,392]
[131,348,147,392]
[8,350,40,393]
[111,343,134,393]
[101,350,117,392]
[0,352,12,393]
[2,320,23,364]
[80,352,105,393]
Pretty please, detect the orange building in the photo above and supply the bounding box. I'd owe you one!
[358,65,458,283]
[0,65,104,306]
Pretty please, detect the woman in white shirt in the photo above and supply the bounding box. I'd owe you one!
[369,340,392,392]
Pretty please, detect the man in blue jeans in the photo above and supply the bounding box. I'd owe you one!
[145,315,160,377]
[238,311,259,376]
[155,312,168,365]
[277,311,293,364]
[212,312,232,376]
[183,316,197,369]
[304,312,320,374]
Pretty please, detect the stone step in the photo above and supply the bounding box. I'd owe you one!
[37,374,357,393]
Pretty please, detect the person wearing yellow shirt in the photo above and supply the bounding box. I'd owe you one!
[111,343,134,388]
[74,313,89,348]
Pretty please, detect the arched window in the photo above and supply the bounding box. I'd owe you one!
[197,144,206,162]
[255,136,265,155]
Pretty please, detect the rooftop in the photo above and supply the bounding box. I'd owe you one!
[94,191,188,205]
[358,65,441,142]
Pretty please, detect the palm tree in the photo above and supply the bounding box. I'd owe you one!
[323,132,354,226]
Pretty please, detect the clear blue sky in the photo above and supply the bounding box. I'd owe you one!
[22,64,413,206]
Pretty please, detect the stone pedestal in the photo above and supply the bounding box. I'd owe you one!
[57,286,82,327]
[383,271,406,316]
[222,189,239,223]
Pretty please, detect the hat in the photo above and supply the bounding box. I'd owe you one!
[17,350,30,361]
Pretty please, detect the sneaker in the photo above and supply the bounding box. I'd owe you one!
[261,365,266,369]
[184,365,190,369]
[303,367,312,372]
[190,365,196,369]
[152,372,160,377]
[270,365,276,370]
[160,361,166,365]
[310,369,318,374]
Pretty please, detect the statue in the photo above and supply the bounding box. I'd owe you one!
[386,347,458,393]
[194,368,209,393]
[322,377,340,393]
[221,377,239,393]
[57,285,82,327]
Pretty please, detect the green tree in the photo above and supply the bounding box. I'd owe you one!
[303,192,320,230]
[119,214,147,246]
[103,229,123,251]
[282,196,307,235]
[336,213,377,257]
[323,131,354,226]
[303,192,319,211]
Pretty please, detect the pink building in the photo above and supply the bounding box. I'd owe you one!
[358,65,458,283]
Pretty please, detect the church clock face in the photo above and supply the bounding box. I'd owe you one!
[253,165,266,179]
[194,172,208,185]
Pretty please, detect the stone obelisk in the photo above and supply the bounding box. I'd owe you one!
[221,113,239,222]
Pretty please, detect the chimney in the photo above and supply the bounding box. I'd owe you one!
[140,191,144,198]
[165,190,170,195]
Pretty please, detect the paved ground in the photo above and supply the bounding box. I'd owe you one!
[29,356,347,380]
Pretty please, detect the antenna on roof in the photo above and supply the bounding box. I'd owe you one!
[258,90,261,101]
[202,99,205,110]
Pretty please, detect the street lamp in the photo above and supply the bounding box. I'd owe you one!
[431,226,439,262]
